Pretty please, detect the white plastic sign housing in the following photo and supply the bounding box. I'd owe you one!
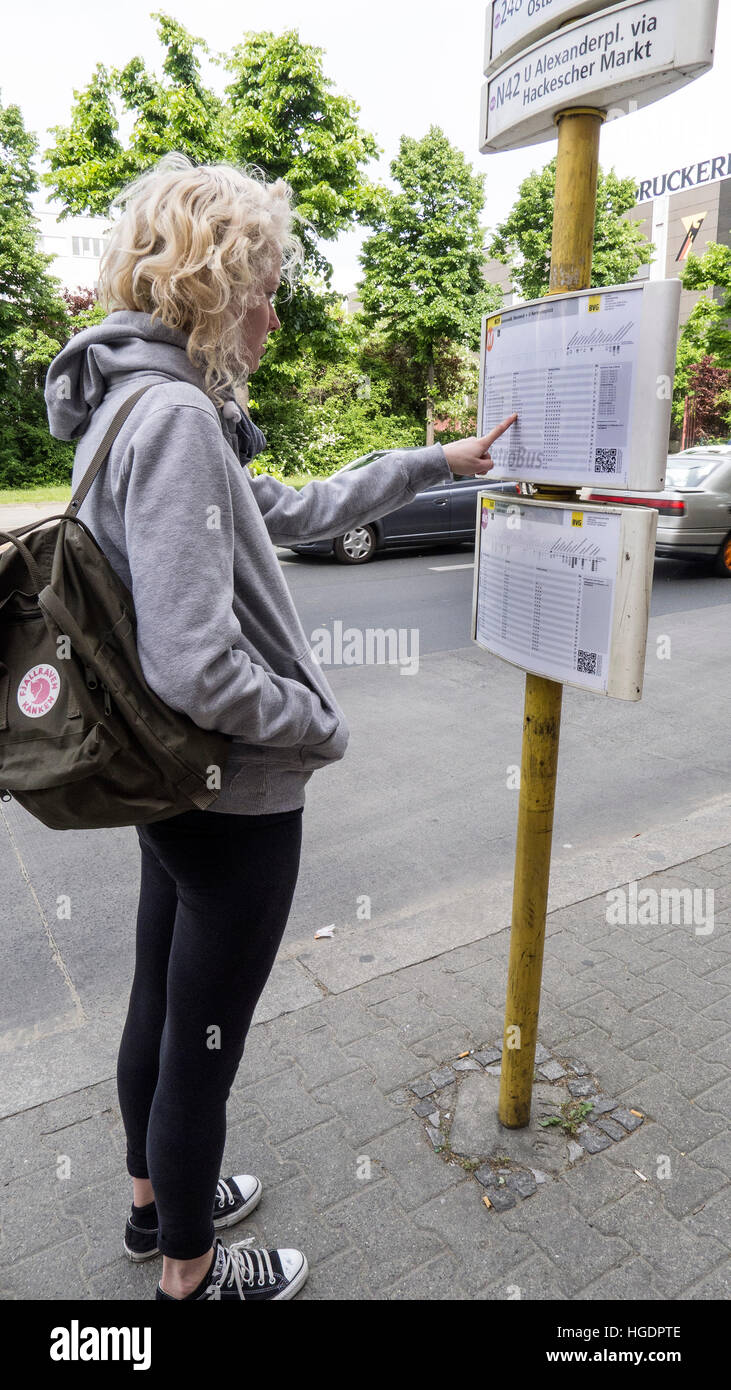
[480,0,719,153]
[477,279,681,491]
[471,495,656,700]
[486,0,616,73]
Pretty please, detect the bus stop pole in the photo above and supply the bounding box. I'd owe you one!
[497,107,605,1129]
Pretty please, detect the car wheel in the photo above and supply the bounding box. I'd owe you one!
[713,533,731,577]
[333,525,376,564]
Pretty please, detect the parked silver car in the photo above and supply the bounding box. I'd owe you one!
[586,447,731,577]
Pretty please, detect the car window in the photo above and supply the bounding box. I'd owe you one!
[338,451,390,472]
[666,457,725,488]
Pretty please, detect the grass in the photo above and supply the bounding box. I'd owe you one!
[0,485,72,505]
[284,473,315,491]
[0,474,320,504]
[538,1100,595,1136]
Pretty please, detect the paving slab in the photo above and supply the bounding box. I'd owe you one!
[448,1075,575,1172]
[0,826,729,1302]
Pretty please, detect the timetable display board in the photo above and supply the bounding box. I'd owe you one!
[477,279,681,492]
[471,495,657,700]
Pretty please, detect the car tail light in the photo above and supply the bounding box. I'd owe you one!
[586,493,686,516]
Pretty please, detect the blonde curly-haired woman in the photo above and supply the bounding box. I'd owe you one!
[45,152,516,1301]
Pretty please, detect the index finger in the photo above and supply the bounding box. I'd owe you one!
[478,413,518,451]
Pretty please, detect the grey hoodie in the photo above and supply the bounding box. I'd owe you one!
[44,310,453,814]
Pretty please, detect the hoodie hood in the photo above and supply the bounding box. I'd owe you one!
[44,309,267,463]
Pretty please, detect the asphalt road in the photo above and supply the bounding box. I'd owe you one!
[282,540,731,926]
[1,534,729,1086]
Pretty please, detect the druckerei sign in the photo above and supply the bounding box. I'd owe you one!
[480,0,719,153]
[636,153,731,203]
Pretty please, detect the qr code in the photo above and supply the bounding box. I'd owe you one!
[595,447,619,473]
[577,649,598,675]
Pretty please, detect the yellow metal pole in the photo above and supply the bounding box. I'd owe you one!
[498,107,605,1129]
[549,108,604,295]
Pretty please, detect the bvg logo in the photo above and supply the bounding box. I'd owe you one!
[485,315,501,352]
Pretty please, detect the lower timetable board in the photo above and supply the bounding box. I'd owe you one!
[471,495,657,701]
[478,280,681,492]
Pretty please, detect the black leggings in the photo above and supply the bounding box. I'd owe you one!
[116,805,303,1260]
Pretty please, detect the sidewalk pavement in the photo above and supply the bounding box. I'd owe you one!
[1,810,729,1301]
[0,500,67,538]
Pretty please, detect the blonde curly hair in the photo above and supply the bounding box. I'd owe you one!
[96,151,304,408]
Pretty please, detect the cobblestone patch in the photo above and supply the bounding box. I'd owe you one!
[401,1040,646,1214]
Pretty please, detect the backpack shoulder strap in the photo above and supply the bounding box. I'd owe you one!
[64,383,158,519]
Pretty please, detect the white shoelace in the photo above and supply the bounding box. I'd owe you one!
[215,1178,236,1209]
[204,1241,276,1297]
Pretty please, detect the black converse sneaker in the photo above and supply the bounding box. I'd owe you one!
[155,1236,308,1300]
[124,1174,262,1262]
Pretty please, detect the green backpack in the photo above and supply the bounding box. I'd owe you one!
[0,383,232,830]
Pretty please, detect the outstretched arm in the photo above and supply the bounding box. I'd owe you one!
[247,443,453,547]
[247,415,519,547]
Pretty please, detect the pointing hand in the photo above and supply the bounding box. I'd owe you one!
[442,414,519,476]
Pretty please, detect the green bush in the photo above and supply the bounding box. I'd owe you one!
[0,394,74,489]
[249,351,426,478]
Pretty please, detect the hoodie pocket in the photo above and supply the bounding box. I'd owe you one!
[227,646,349,774]
[290,646,349,768]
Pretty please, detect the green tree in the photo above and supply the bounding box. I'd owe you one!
[672,244,731,430]
[683,357,731,441]
[0,96,72,487]
[43,15,228,216]
[60,287,107,336]
[489,158,654,301]
[221,29,380,281]
[358,126,501,445]
[41,14,382,453]
[248,300,423,478]
[681,242,731,348]
[42,15,378,290]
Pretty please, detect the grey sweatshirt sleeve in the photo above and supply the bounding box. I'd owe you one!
[120,403,337,746]
[247,444,454,546]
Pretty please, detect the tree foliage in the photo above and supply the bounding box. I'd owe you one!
[42,15,378,284]
[60,286,106,335]
[488,158,654,300]
[221,29,380,281]
[40,14,383,412]
[248,303,423,478]
[358,126,501,441]
[672,243,731,429]
[0,95,74,486]
[683,357,731,441]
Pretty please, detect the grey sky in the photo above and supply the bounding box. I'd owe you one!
[3,1,729,292]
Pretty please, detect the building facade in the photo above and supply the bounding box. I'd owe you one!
[626,154,731,324]
[31,191,110,295]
